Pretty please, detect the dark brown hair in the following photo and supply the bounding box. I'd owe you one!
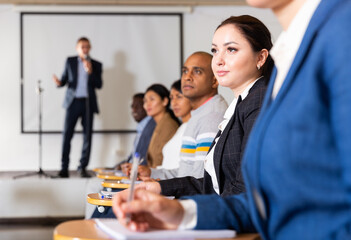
[146,84,180,125]
[171,79,181,93]
[217,15,274,80]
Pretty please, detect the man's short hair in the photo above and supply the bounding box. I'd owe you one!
[77,37,90,44]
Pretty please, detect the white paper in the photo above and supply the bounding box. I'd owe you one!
[120,179,142,184]
[95,219,236,240]
[114,170,127,177]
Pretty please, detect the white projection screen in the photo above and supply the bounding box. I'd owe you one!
[21,12,183,133]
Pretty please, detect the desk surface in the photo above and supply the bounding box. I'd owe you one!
[87,193,112,207]
[96,173,128,181]
[93,168,115,173]
[54,220,261,240]
[101,180,130,189]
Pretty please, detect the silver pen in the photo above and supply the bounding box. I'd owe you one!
[125,152,140,224]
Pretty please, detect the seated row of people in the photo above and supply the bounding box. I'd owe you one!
[133,15,273,199]
[88,80,193,218]
[91,15,273,220]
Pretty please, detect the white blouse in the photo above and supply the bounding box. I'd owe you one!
[158,122,188,170]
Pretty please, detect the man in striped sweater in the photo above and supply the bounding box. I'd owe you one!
[149,51,227,180]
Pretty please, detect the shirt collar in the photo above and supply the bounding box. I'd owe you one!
[223,77,262,121]
[270,0,321,71]
[269,0,321,99]
[136,116,151,133]
[191,94,217,116]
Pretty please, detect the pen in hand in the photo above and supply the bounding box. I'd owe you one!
[125,152,140,225]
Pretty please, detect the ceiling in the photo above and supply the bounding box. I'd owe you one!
[1,0,247,5]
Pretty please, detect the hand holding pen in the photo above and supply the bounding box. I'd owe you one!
[112,188,183,232]
[125,153,141,224]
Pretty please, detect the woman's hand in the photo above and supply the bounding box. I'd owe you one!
[121,163,132,176]
[112,189,184,231]
[138,165,151,178]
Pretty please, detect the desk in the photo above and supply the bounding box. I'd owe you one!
[96,173,128,181]
[101,180,129,189]
[54,220,261,240]
[93,168,115,174]
[87,193,112,207]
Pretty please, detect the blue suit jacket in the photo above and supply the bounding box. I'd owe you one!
[126,117,156,165]
[188,0,351,239]
[59,56,103,113]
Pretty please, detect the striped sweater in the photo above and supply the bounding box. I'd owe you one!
[151,94,228,179]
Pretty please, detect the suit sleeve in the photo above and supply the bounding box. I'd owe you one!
[183,193,256,233]
[59,58,70,87]
[91,61,103,89]
[159,177,204,198]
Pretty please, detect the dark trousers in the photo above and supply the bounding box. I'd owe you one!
[61,98,93,171]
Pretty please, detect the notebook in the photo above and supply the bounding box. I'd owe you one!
[95,219,236,240]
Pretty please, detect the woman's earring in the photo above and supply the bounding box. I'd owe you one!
[257,65,261,70]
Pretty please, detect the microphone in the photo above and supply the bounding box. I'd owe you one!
[84,54,91,62]
[36,79,43,94]
[83,55,91,73]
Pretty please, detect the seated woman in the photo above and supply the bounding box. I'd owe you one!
[138,80,192,177]
[122,83,180,174]
[125,15,274,198]
[144,84,180,168]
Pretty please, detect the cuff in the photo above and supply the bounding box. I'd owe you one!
[177,199,198,230]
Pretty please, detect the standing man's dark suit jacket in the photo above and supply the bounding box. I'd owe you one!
[159,78,268,198]
[59,56,102,171]
[59,56,103,112]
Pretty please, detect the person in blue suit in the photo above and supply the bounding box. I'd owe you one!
[53,37,103,178]
[112,0,351,239]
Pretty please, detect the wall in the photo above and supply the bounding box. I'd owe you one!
[0,4,281,171]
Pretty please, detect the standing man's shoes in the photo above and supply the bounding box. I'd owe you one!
[78,168,92,178]
[53,170,69,178]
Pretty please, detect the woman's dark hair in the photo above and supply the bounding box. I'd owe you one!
[146,84,180,125]
[133,93,144,99]
[171,79,182,93]
[217,15,274,81]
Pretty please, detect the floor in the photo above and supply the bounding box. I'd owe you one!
[0,170,93,179]
[0,224,56,240]
[0,170,95,240]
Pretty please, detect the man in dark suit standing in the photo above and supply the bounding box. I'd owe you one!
[53,37,103,178]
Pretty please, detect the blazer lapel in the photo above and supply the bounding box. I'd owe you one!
[72,57,78,87]
[213,96,242,191]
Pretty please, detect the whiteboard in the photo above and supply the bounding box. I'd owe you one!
[21,13,183,133]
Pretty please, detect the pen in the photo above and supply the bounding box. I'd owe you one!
[125,152,140,224]
[139,157,145,165]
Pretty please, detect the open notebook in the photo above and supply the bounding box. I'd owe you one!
[95,219,236,240]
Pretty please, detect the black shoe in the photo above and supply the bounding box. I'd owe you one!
[53,170,69,178]
[78,168,91,178]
